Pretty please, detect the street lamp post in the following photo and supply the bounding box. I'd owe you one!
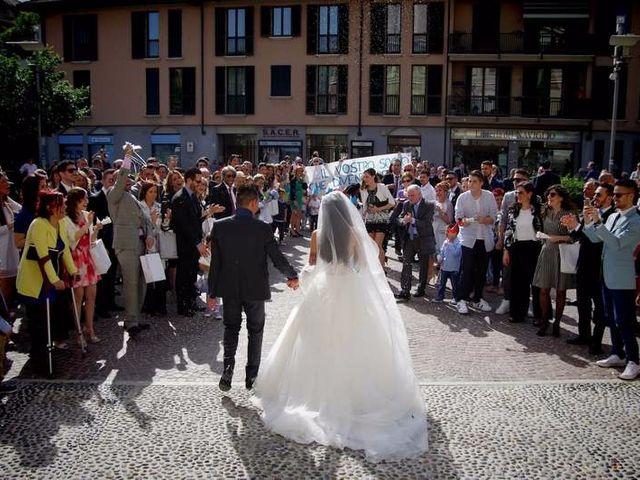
[607,17,640,175]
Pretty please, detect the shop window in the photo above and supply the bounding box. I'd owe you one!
[131,11,159,59]
[72,70,91,114]
[387,136,421,159]
[411,65,442,115]
[306,65,348,115]
[151,133,181,163]
[259,140,303,163]
[63,14,98,62]
[370,3,401,54]
[370,65,400,115]
[215,66,255,115]
[307,4,349,54]
[220,134,256,165]
[169,67,196,115]
[146,68,160,115]
[307,135,348,163]
[215,7,254,56]
[168,9,182,58]
[261,6,301,37]
[271,65,291,97]
[412,2,444,54]
[351,141,374,158]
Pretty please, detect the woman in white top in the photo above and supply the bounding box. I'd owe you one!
[0,172,21,307]
[432,181,454,283]
[62,188,103,343]
[359,168,395,267]
[502,181,542,323]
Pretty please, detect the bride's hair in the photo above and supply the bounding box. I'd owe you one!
[318,192,358,266]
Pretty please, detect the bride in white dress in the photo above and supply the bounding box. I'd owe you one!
[253,191,427,462]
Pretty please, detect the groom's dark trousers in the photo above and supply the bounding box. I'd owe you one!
[208,207,297,380]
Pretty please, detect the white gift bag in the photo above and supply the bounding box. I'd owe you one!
[90,239,112,275]
[559,243,580,274]
[140,253,166,283]
[158,230,178,259]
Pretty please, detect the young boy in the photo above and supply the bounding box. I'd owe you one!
[434,224,462,303]
[272,189,288,244]
[307,194,321,231]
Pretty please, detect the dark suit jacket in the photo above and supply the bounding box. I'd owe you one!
[208,210,297,301]
[450,185,462,207]
[207,182,234,220]
[399,199,436,255]
[570,207,615,280]
[88,189,113,248]
[533,170,561,198]
[170,188,203,256]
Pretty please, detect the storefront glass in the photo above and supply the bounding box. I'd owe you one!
[306,135,348,163]
[351,140,374,159]
[258,140,303,163]
[387,136,421,160]
[220,134,256,165]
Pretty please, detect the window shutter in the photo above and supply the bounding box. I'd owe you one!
[215,8,226,56]
[370,4,385,54]
[427,65,443,114]
[183,67,196,115]
[306,65,317,114]
[260,6,271,37]
[246,66,255,114]
[337,4,349,54]
[369,65,384,114]
[168,10,182,58]
[146,68,160,115]
[291,6,302,37]
[427,2,444,54]
[215,67,226,114]
[62,16,72,61]
[245,7,254,55]
[307,5,318,54]
[87,15,98,61]
[337,65,348,114]
[131,12,145,59]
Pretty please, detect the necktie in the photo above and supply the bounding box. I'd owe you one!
[608,212,621,230]
[409,203,419,239]
[229,186,236,214]
[394,175,400,198]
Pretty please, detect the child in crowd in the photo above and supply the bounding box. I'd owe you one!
[434,223,462,303]
[272,189,288,244]
[307,194,321,231]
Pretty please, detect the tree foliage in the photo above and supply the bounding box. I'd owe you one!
[0,12,89,166]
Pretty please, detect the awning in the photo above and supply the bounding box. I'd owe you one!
[523,1,589,19]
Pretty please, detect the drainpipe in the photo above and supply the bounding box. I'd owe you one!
[443,0,451,167]
[357,0,364,136]
[200,0,205,135]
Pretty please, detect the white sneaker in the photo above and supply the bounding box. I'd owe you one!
[472,299,492,312]
[595,355,627,368]
[457,300,469,314]
[619,361,640,381]
[527,306,534,318]
[495,299,510,315]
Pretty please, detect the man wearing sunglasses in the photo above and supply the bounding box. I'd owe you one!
[582,179,640,381]
[57,160,78,195]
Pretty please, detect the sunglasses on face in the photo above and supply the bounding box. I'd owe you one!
[547,192,557,198]
[593,192,603,198]
[402,180,412,184]
[613,192,632,199]
[513,178,527,183]
[67,168,77,173]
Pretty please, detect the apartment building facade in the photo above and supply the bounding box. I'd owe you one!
[24,0,640,173]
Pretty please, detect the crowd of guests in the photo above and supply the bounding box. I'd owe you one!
[0,151,639,393]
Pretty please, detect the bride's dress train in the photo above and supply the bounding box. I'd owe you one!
[252,192,427,462]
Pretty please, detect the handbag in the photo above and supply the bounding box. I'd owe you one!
[559,242,580,274]
[158,230,178,260]
[90,239,112,275]
[140,253,166,283]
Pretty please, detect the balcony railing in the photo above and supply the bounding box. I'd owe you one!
[448,95,592,119]
[411,95,442,115]
[449,32,594,55]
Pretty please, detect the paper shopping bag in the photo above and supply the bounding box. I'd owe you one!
[158,230,178,260]
[140,253,166,283]
[90,239,112,275]
[559,243,580,274]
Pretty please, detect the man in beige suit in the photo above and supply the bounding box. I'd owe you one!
[107,145,154,336]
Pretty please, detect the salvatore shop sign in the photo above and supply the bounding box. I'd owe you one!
[451,128,581,143]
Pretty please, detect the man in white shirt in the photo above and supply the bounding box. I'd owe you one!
[418,172,436,203]
[19,158,38,178]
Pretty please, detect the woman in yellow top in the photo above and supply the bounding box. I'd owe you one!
[16,191,77,368]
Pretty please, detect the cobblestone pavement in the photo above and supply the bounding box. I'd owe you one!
[2,235,640,479]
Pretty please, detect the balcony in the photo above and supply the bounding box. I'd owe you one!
[449,32,595,55]
[448,96,592,119]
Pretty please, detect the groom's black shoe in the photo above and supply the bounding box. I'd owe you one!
[413,289,426,298]
[245,376,257,390]
[219,366,233,392]
[394,291,410,301]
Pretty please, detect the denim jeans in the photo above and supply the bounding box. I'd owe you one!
[437,270,460,301]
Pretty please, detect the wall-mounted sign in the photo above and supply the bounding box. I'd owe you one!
[451,128,581,143]
[262,127,301,138]
[88,136,112,144]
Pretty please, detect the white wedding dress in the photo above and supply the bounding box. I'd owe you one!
[253,191,427,462]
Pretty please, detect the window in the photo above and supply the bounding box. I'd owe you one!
[307,4,349,54]
[370,3,401,54]
[465,66,511,115]
[522,66,564,117]
[72,70,91,113]
[271,65,291,97]
[63,15,98,62]
[131,11,160,59]
[412,2,444,54]
[169,67,196,115]
[215,8,254,56]
[369,65,400,115]
[593,65,628,119]
[305,65,348,115]
[146,68,160,115]
[261,6,301,37]
[168,9,182,58]
[215,66,255,115]
[411,65,442,115]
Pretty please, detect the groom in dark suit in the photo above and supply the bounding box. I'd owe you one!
[208,185,299,391]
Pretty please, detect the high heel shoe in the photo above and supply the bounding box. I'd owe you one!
[552,320,560,338]
[536,320,549,336]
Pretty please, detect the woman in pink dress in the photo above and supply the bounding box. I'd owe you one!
[62,187,103,343]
